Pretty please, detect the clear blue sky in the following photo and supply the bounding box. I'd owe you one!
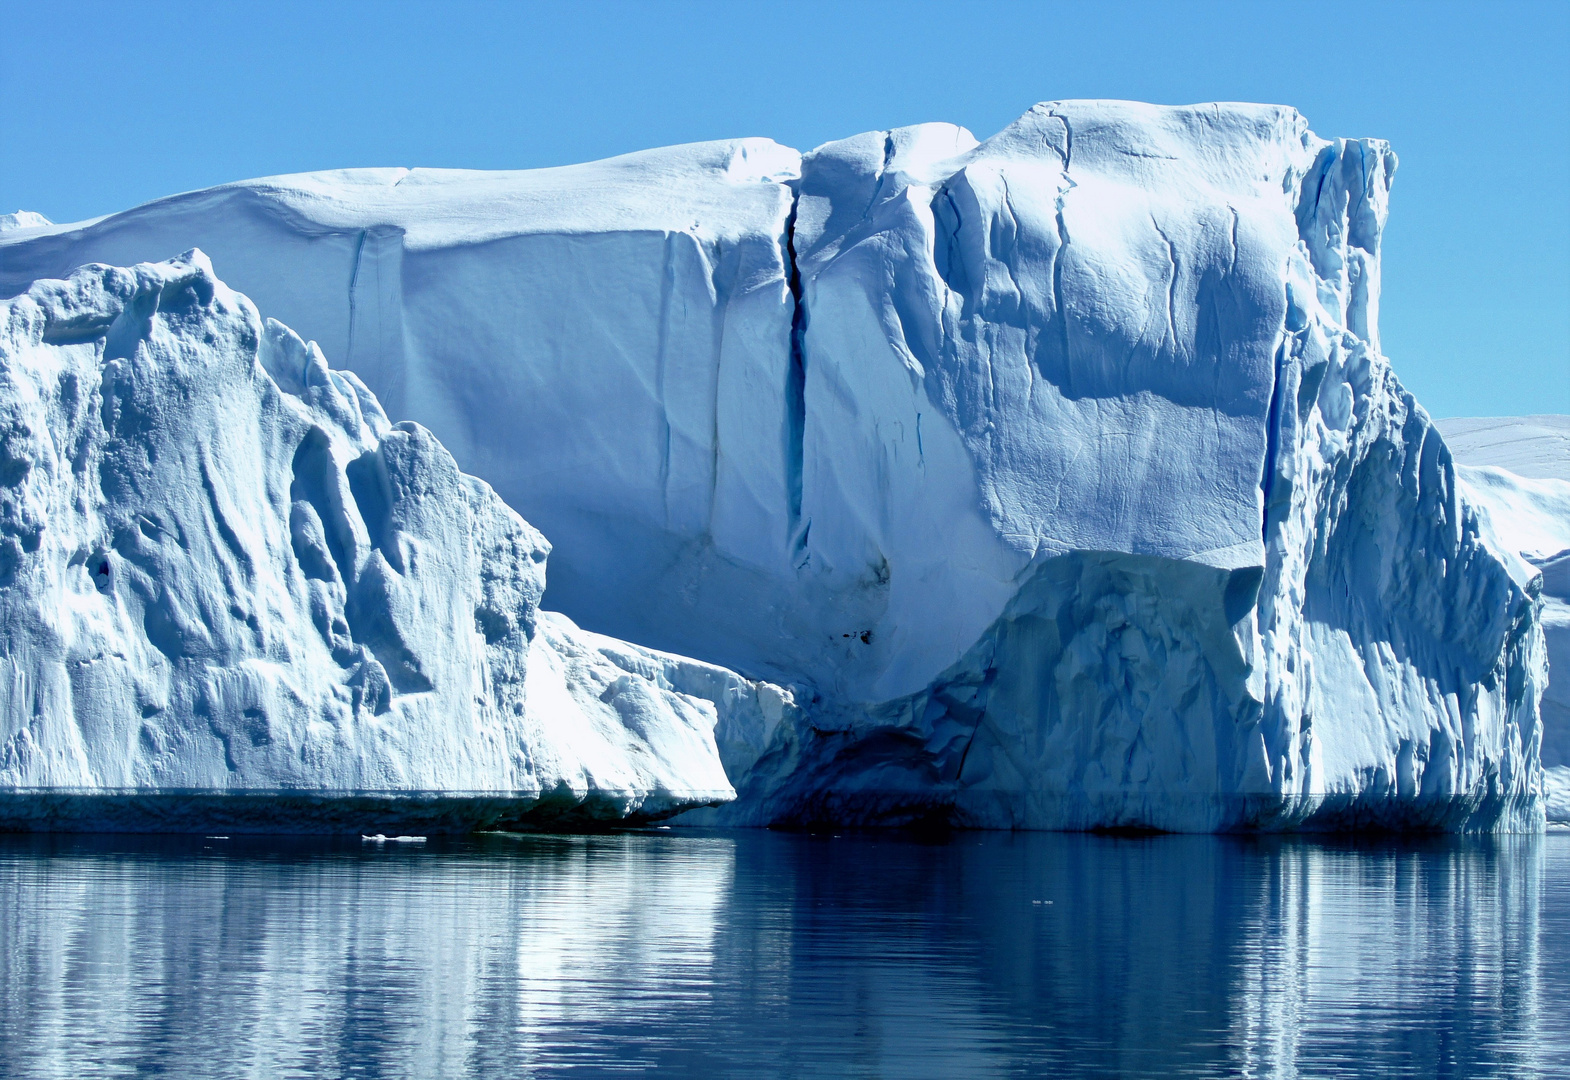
[2,0,1566,417]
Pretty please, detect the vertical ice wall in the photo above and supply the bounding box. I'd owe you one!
[708,103,1543,829]
[1249,136,1542,829]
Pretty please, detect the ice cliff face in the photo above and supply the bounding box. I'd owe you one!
[1436,416,1570,822]
[0,101,1545,831]
[0,252,777,831]
[715,103,1542,830]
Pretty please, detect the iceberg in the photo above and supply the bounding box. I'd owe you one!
[0,251,791,832]
[1436,416,1570,822]
[0,212,53,235]
[0,100,1545,831]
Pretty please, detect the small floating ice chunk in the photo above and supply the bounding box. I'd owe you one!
[361,834,427,843]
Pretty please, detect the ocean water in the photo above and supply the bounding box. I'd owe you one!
[0,829,1566,1078]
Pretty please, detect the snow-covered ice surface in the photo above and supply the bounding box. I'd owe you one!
[0,252,782,832]
[0,212,53,235]
[1438,416,1570,483]
[1437,416,1570,822]
[0,101,1545,832]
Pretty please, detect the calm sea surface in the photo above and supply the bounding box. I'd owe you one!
[0,828,1566,1078]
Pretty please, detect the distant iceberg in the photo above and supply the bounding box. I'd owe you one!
[0,211,52,234]
[0,101,1546,831]
[1437,416,1570,822]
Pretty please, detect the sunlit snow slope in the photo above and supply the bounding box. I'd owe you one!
[0,101,1546,831]
[0,253,799,832]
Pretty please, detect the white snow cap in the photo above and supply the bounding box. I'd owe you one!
[0,211,51,233]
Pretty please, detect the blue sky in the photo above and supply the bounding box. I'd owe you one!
[2,0,1565,416]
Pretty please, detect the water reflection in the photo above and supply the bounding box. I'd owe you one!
[0,830,1565,1078]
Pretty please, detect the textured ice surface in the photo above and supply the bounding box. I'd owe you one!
[0,253,779,832]
[1437,416,1570,820]
[0,101,1545,831]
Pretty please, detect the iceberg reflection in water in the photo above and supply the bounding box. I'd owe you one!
[0,830,1565,1078]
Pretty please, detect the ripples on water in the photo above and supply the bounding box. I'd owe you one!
[0,829,1566,1078]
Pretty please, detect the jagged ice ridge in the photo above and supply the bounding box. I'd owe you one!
[0,252,792,832]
